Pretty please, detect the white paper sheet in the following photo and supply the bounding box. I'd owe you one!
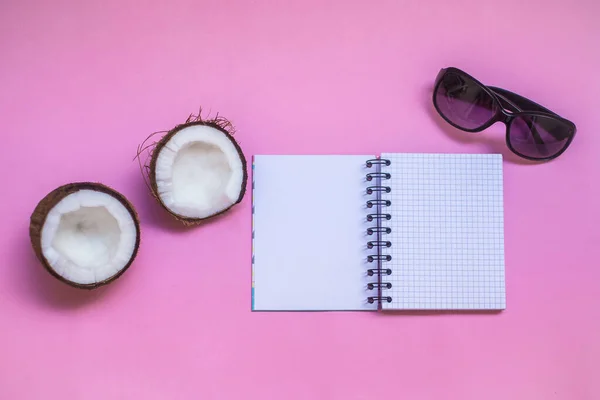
[252,155,377,311]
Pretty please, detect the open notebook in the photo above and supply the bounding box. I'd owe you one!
[251,153,505,311]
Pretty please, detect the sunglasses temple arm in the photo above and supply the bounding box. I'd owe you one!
[488,87,554,114]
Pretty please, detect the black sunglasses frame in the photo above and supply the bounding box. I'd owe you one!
[433,67,577,161]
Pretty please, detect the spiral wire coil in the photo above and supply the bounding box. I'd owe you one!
[365,159,392,305]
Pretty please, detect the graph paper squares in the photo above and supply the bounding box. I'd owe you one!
[378,153,505,310]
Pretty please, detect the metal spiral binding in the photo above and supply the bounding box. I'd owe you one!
[365,158,392,305]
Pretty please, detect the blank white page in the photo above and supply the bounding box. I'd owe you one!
[380,153,505,310]
[252,155,377,311]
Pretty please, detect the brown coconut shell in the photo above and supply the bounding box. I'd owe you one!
[147,119,248,225]
[29,182,141,289]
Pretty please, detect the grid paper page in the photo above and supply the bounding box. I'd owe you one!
[380,153,505,310]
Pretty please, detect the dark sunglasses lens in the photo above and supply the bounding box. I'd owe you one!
[509,115,573,159]
[435,72,498,130]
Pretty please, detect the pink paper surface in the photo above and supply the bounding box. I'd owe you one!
[1,0,599,398]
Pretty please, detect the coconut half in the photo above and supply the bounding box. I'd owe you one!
[148,120,248,224]
[29,182,140,289]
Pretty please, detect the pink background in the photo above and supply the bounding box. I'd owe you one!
[1,0,599,398]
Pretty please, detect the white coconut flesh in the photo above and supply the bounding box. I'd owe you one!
[154,124,245,219]
[40,190,138,285]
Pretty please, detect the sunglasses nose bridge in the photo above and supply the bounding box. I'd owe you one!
[499,109,515,125]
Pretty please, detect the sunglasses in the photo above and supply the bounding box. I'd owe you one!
[433,67,576,161]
